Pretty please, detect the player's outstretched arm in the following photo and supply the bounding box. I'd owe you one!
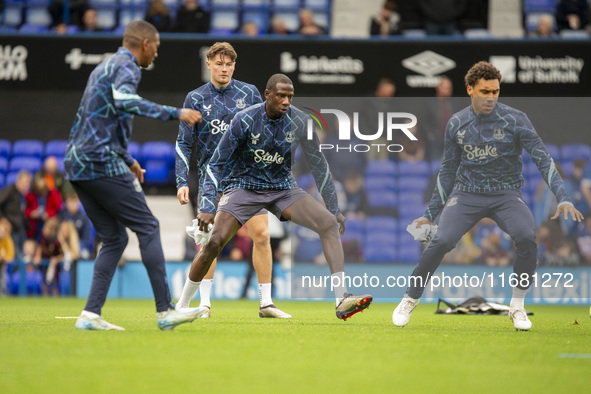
[550,203,584,222]
[179,108,202,126]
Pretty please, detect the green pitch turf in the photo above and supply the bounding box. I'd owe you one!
[0,298,589,394]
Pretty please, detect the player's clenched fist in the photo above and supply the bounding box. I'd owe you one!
[180,108,202,125]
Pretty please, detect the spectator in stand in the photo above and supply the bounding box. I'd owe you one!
[370,0,401,36]
[58,192,92,260]
[0,219,15,296]
[34,218,63,295]
[34,156,72,199]
[240,21,259,36]
[174,0,210,33]
[529,14,557,38]
[145,0,172,33]
[0,170,31,258]
[268,16,292,35]
[226,225,252,262]
[441,228,482,264]
[25,176,62,241]
[298,8,326,35]
[80,8,102,32]
[472,217,513,262]
[581,160,591,214]
[481,233,511,267]
[421,76,456,161]
[418,0,467,35]
[556,0,589,32]
[536,220,580,266]
[367,78,397,161]
[48,0,89,28]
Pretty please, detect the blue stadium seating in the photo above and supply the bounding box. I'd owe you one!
[141,141,175,165]
[364,175,396,192]
[523,0,558,13]
[397,160,430,177]
[143,160,172,186]
[8,156,42,174]
[545,143,560,161]
[560,143,591,161]
[398,242,421,263]
[366,216,398,233]
[367,190,397,210]
[0,140,11,160]
[44,139,68,158]
[365,159,396,177]
[12,139,44,158]
[5,171,19,185]
[127,141,141,161]
[341,217,364,243]
[0,174,5,189]
[398,176,429,193]
[0,157,8,175]
[363,232,397,263]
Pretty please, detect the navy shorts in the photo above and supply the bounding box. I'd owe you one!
[217,188,310,225]
[198,191,268,217]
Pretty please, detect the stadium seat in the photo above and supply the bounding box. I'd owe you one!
[304,0,331,8]
[560,143,591,161]
[559,30,589,39]
[24,3,52,26]
[430,159,441,174]
[140,141,174,165]
[51,24,79,34]
[142,160,172,186]
[273,0,300,9]
[364,175,396,192]
[0,157,8,175]
[366,216,398,233]
[367,191,397,210]
[545,143,560,161]
[365,159,396,177]
[18,23,49,33]
[0,174,5,189]
[211,10,240,30]
[12,139,44,158]
[128,141,141,161]
[270,10,299,31]
[243,10,270,31]
[5,171,19,185]
[402,29,427,38]
[294,225,323,261]
[523,0,558,13]
[363,241,397,263]
[8,156,42,174]
[0,139,10,159]
[463,28,493,39]
[93,7,117,31]
[44,140,68,158]
[2,0,23,27]
[341,217,364,243]
[398,242,421,263]
[398,176,429,193]
[397,160,430,177]
[118,6,148,28]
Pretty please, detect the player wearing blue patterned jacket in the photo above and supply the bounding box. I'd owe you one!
[178,74,372,321]
[175,42,290,318]
[393,61,583,331]
[65,21,206,331]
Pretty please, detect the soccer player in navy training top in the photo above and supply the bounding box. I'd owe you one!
[178,73,372,320]
[64,20,207,331]
[175,42,291,318]
[393,61,584,331]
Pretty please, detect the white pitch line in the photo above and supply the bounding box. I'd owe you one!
[55,316,79,319]
[556,353,591,359]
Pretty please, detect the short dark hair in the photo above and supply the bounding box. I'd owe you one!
[464,61,502,87]
[266,73,293,91]
[123,20,158,49]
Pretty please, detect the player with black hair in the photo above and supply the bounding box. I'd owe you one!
[177,73,373,320]
[65,20,206,331]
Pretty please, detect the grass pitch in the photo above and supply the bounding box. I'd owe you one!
[0,298,589,394]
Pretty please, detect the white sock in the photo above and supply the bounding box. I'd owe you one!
[259,283,273,307]
[199,279,213,308]
[510,287,528,309]
[81,310,100,319]
[332,271,348,305]
[177,277,201,309]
